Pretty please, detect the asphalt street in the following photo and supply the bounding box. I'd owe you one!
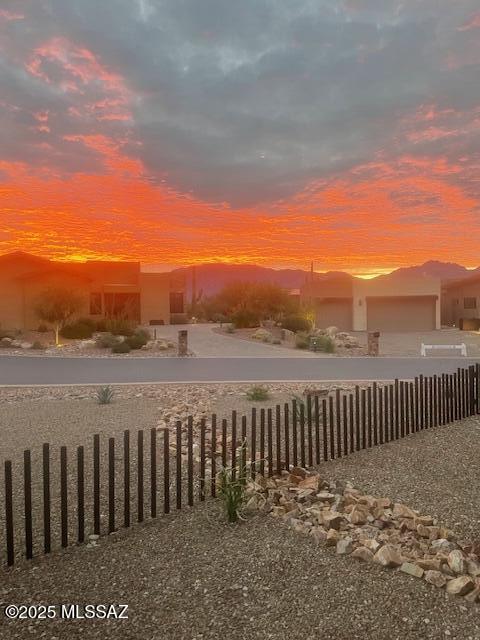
[0,355,478,385]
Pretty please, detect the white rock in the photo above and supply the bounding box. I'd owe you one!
[336,537,353,555]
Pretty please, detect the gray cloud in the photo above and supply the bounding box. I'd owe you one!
[0,0,479,204]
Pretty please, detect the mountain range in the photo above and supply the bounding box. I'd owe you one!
[172,260,479,299]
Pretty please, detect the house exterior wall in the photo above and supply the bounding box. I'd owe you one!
[442,278,480,326]
[301,275,440,331]
[353,277,441,331]
[0,252,184,330]
[140,273,172,325]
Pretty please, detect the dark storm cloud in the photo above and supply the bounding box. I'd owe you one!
[0,0,479,204]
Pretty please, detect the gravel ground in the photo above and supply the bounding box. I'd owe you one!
[0,504,479,640]
[323,415,480,541]
[1,390,480,638]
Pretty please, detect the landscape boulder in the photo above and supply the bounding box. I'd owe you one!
[446,575,475,596]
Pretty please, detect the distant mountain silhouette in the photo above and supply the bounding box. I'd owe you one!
[173,260,479,299]
[381,260,473,281]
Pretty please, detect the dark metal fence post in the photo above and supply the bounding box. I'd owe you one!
[163,428,170,514]
[4,460,14,566]
[42,443,51,554]
[60,446,68,548]
[24,450,33,560]
[283,403,290,470]
[307,395,313,466]
[276,404,282,474]
[211,414,217,497]
[199,418,206,501]
[108,437,115,533]
[150,428,157,518]
[93,434,100,535]
[138,429,145,520]
[123,430,130,528]
[187,416,194,506]
[336,389,342,457]
[259,410,265,476]
[77,446,84,544]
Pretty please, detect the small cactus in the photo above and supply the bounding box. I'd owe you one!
[96,386,114,405]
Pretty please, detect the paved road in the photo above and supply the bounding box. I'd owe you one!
[0,355,478,385]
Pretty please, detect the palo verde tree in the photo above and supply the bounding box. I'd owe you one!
[35,288,83,345]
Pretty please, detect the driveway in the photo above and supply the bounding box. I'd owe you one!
[0,355,478,385]
[148,323,320,357]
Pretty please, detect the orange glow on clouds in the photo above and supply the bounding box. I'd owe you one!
[1,30,479,275]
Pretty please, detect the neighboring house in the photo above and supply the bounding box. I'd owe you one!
[301,274,441,331]
[442,273,480,329]
[0,251,186,331]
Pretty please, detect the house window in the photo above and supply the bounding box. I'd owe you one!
[90,292,102,315]
[169,292,184,314]
[464,297,477,310]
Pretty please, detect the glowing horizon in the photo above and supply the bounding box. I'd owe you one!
[1,3,479,273]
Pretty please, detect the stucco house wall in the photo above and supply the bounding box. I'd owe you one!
[442,276,480,326]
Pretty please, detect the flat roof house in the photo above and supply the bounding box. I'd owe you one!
[442,272,480,329]
[302,273,441,332]
[0,251,186,331]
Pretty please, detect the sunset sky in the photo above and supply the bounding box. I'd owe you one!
[1,1,479,277]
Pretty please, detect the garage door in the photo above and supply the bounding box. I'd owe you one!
[367,296,436,332]
[315,298,353,331]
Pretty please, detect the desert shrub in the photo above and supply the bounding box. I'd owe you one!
[125,329,150,350]
[272,338,281,345]
[104,316,135,336]
[231,308,260,329]
[225,324,235,333]
[295,331,310,349]
[96,386,114,405]
[111,341,131,354]
[281,314,311,333]
[316,335,335,353]
[60,319,95,339]
[246,385,270,401]
[252,328,271,341]
[37,323,49,333]
[217,441,248,523]
[95,333,119,349]
[31,341,45,350]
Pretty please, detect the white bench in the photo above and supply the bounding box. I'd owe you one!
[421,343,467,357]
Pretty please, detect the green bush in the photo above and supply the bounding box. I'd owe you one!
[32,340,45,350]
[231,308,260,329]
[315,335,335,353]
[217,441,248,523]
[111,341,131,354]
[246,385,270,401]
[104,316,135,336]
[95,333,120,349]
[125,329,150,350]
[60,319,95,339]
[281,314,312,333]
[295,332,310,349]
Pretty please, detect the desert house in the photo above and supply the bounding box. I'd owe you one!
[302,273,441,332]
[0,251,186,331]
[441,272,480,330]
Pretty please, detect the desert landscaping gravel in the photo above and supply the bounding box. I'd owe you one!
[0,504,479,640]
[1,384,479,639]
[323,416,480,541]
